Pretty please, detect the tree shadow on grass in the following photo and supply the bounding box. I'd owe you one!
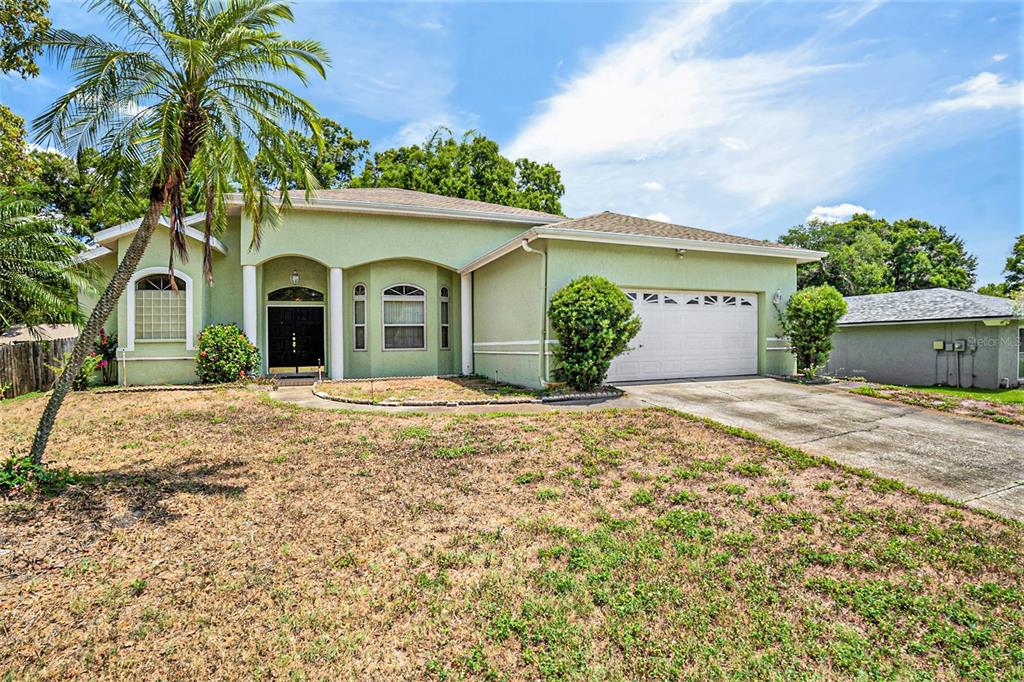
[6,459,249,530]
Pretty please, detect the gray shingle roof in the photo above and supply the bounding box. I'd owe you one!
[840,288,1016,325]
[274,188,564,222]
[543,211,799,249]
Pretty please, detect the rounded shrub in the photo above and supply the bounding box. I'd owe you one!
[778,285,847,379]
[195,323,260,384]
[548,275,641,391]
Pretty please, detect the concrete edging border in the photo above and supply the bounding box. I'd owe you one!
[311,380,622,407]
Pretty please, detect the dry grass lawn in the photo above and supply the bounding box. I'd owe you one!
[318,377,539,404]
[850,384,1024,427]
[1,389,1022,680]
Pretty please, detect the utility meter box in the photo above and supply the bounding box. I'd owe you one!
[944,342,955,352]
[953,339,966,352]
[932,340,945,351]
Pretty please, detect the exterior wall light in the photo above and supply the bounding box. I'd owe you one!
[290,270,300,286]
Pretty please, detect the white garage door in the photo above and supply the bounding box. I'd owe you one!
[607,290,758,382]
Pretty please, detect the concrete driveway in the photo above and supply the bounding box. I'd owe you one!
[618,377,1024,521]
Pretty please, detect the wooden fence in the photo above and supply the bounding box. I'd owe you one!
[0,337,78,399]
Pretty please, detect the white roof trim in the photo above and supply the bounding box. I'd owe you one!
[92,212,228,255]
[223,193,562,226]
[532,227,827,263]
[838,317,1016,328]
[73,245,113,264]
[459,231,538,274]
[458,227,826,274]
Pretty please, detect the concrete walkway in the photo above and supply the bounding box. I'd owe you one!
[620,377,1024,521]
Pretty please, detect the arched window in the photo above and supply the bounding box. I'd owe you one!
[268,286,323,302]
[382,284,425,350]
[135,274,187,341]
[439,286,450,350]
[353,283,367,351]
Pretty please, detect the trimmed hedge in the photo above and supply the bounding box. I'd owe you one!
[548,275,641,391]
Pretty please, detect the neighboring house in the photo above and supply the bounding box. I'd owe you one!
[77,188,824,388]
[0,324,78,345]
[827,288,1023,389]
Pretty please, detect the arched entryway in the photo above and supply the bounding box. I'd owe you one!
[261,257,328,375]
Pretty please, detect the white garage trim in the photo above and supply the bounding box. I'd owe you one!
[607,289,758,382]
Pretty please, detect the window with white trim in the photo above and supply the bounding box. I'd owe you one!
[353,283,366,351]
[382,284,426,350]
[135,275,186,340]
[440,286,450,350]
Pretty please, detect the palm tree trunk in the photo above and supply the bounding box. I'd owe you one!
[29,197,165,464]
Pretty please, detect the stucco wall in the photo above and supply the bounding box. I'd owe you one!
[827,320,1021,389]
[240,210,529,270]
[472,247,545,388]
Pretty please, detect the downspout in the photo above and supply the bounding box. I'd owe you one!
[520,239,548,387]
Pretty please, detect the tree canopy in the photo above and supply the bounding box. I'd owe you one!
[978,234,1024,297]
[255,117,369,189]
[0,0,50,77]
[780,214,978,295]
[355,129,564,215]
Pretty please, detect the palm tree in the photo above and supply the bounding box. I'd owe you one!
[0,199,92,330]
[28,0,329,462]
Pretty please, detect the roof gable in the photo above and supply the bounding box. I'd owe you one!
[91,213,228,255]
[543,212,794,250]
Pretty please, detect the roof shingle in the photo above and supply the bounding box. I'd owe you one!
[542,211,798,249]
[840,288,1016,325]
[270,187,564,222]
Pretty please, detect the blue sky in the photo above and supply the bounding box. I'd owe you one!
[1,1,1021,284]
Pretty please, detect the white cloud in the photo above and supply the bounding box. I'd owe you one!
[932,72,1024,112]
[642,181,664,191]
[806,203,875,223]
[992,54,1008,62]
[390,111,480,147]
[506,4,1023,237]
[645,212,672,223]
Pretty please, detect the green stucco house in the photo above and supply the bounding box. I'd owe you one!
[78,188,825,388]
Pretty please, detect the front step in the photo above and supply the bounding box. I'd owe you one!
[272,374,319,387]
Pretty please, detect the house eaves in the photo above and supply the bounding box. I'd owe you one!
[458,227,827,274]
[223,194,564,227]
[91,212,228,255]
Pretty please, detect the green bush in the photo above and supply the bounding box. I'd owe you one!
[195,323,260,384]
[778,285,847,378]
[48,351,103,391]
[548,275,641,391]
[1,454,77,496]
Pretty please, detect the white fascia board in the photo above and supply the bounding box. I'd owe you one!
[91,212,227,254]
[838,317,1013,328]
[532,227,827,263]
[459,230,538,274]
[223,193,562,227]
[73,245,113,264]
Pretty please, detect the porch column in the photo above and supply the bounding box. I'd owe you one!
[460,272,473,375]
[329,267,344,380]
[242,265,257,343]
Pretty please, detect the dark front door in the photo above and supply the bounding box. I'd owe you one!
[267,306,325,373]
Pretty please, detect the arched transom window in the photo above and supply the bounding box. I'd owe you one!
[135,274,187,340]
[382,284,425,350]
